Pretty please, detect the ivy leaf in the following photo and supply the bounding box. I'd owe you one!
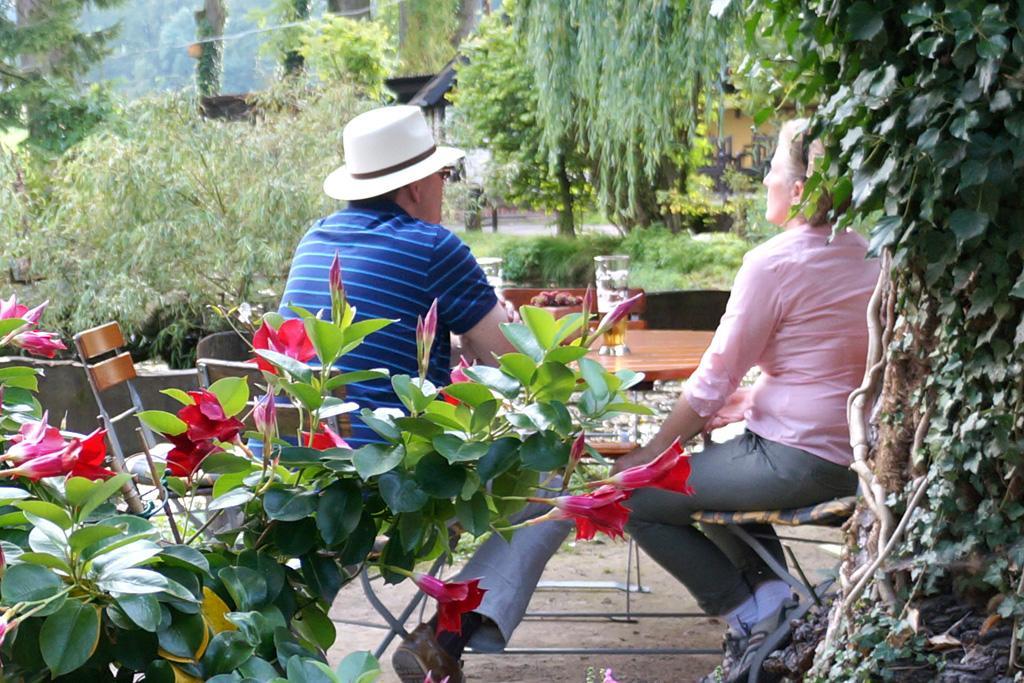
[847,2,884,41]
[949,209,989,247]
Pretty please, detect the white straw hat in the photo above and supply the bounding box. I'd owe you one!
[323,105,465,201]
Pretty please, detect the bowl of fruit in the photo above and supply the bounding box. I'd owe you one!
[529,290,584,319]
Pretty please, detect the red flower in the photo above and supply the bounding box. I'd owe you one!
[0,451,68,480]
[413,574,486,635]
[165,433,218,478]
[64,428,116,480]
[440,356,472,405]
[252,318,316,374]
[543,486,632,541]
[302,423,350,450]
[569,432,587,465]
[603,438,694,495]
[178,390,244,443]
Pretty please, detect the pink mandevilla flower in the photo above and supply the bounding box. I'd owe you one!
[252,318,317,374]
[0,615,12,648]
[0,427,113,481]
[329,251,343,298]
[569,432,587,464]
[441,356,472,405]
[604,438,694,495]
[3,414,66,464]
[416,299,439,377]
[591,292,644,342]
[253,393,277,441]
[11,330,66,358]
[543,486,633,541]
[413,574,486,635]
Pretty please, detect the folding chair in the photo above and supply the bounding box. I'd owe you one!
[73,321,167,514]
[692,496,856,681]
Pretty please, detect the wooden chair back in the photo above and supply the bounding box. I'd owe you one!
[72,321,148,512]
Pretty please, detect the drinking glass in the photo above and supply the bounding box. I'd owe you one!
[594,254,631,355]
[477,257,505,290]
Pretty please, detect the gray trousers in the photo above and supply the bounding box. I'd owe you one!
[625,430,856,615]
[453,477,572,652]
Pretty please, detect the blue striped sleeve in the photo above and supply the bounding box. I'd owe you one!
[428,229,498,335]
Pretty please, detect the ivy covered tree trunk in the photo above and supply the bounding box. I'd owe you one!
[194,0,227,97]
[739,0,1024,678]
[282,0,311,76]
[328,0,370,19]
[554,151,576,238]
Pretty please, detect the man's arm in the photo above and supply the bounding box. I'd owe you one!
[459,302,516,366]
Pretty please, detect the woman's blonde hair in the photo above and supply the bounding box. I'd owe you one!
[777,119,833,226]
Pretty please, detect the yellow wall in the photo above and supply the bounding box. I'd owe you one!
[718,108,776,169]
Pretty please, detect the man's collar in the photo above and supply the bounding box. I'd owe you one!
[346,198,407,216]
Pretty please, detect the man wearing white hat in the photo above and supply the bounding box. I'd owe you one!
[278,106,571,682]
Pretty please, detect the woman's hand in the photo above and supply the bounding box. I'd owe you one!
[610,445,655,475]
[703,387,753,434]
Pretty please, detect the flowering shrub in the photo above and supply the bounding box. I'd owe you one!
[0,260,691,680]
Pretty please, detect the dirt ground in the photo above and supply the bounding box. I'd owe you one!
[326,526,842,683]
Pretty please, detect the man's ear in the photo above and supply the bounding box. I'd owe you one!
[405,178,423,205]
[791,179,805,203]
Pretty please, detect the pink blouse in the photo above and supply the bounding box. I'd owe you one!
[683,223,880,466]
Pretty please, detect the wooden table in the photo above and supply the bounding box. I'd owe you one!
[586,329,715,382]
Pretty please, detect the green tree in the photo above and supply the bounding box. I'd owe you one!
[0,0,127,154]
[516,0,733,229]
[298,12,395,99]
[194,0,227,96]
[451,5,591,237]
[725,0,1024,678]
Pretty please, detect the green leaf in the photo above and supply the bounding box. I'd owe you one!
[0,318,27,337]
[160,545,211,575]
[336,651,381,683]
[477,438,521,481]
[40,600,100,676]
[324,369,390,390]
[544,345,589,364]
[158,611,207,661]
[284,381,324,411]
[463,365,520,399]
[531,362,577,402]
[498,352,536,385]
[499,322,544,361]
[208,377,250,418]
[78,473,133,521]
[287,656,338,683]
[847,1,884,40]
[520,431,569,471]
[949,209,989,247]
[455,492,490,537]
[301,552,343,604]
[432,435,489,464]
[357,409,402,442]
[341,318,396,349]
[67,524,118,551]
[209,487,255,511]
[317,480,363,546]
[117,593,161,632]
[293,603,336,651]
[263,487,318,522]
[578,357,610,400]
[137,410,187,437]
[378,471,430,513]
[16,551,71,572]
[220,566,269,611]
[255,349,313,383]
[305,318,345,367]
[422,401,469,431]
[441,381,495,407]
[0,486,32,503]
[201,452,253,474]
[414,452,467,498]
[519,305,558,349]
[15,500,72,529]
[353,443,405,479]
[161,388,195,405]
[97,568,195,599]
[470,399,499,434]
[202,631,256,676]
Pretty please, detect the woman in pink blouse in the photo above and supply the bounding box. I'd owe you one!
[613,120,880,682]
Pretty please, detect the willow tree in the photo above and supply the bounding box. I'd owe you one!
[720,0,1024,678]
[516,0,732,229]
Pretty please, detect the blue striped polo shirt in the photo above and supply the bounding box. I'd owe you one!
[278,199,497,446]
